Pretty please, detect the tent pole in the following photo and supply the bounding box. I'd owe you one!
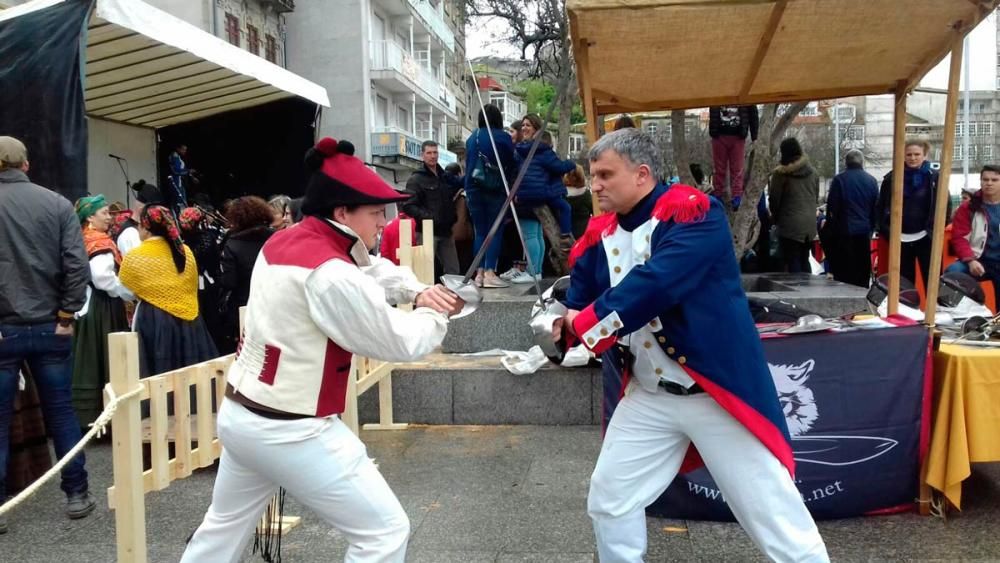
[887,82,908,315]
[925,39,964,327]
[576,39,602,215]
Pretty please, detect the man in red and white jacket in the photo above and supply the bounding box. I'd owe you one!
[949,164,1000,308]
[181,138,463,563]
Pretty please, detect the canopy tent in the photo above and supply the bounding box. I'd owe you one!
[0,0,329,127]
[568,0,1000,516]
[567,0,992,114]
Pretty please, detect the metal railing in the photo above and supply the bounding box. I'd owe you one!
[370,40,457,114]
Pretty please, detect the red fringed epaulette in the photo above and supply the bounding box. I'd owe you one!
[653,184,709,224]
[568,212,618,267]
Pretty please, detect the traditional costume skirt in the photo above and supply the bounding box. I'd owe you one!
[71,289,128,427]
[134,302,218,377]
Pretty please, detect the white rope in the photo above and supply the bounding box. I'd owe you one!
[0,382,144,516]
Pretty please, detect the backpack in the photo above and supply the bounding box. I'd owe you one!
[470,130,506,194]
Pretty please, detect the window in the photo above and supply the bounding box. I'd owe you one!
[969,122,978,136]
[225,13,240,47]
[846,125,865,142]
[375,95,388,129]
[983,145,994,160]
[397,105,411,132]
[247,25,260,55]
[954,144,963,160]
[265,35,277,64]
[956,122,965,137]
[979,103,986,112]
[646,123,657,135]
[982,121,994,136]
[799,102,820,117]
[570,135,585,154]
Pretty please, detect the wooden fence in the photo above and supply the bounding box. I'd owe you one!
[106,219,435,562]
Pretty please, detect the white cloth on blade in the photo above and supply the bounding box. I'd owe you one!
[501,344,591,375]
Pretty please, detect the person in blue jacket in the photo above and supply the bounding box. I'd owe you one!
[825,149,878,287]
[465,104,517,288]
[549,128,828,563]
[515,114,578,254]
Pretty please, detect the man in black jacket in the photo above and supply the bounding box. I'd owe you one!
[0,137,95,533]
[709,105,759,208]
[403,141,462,275]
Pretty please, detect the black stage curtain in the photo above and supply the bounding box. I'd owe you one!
[0,0,92,201]
[156,98,318,207]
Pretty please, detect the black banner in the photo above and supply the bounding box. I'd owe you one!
[0,0,92,201]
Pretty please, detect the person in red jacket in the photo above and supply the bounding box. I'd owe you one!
[949,164,1000,308]
[379,212,415,266]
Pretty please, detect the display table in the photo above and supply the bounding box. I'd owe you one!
[598,324,932,521]
[925,343,1000,510]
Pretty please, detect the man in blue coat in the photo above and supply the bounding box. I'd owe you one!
[551,129,828,562]
[826,149,878,288]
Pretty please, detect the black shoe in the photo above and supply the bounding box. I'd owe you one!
[66,491,96,520]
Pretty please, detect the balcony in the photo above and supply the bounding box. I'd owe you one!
[370,40,457,115]
[260,0,294,14]
[408,0,454,52]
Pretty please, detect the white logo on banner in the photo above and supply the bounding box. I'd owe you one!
[768,360,899,467]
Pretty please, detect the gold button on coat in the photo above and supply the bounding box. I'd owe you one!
[678,356,687,365]
[600,328,608,336]
[655,368,663,375]
[612,248,620,256]
[613,320,622,328]
[658,336,666,344]
[667,347,676,354]
[643,341,652,349]
[613,266,622,273]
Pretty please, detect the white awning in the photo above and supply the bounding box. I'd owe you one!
[2,0,329,128]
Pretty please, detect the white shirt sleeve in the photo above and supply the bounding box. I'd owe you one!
[90,253,135,302]
[360,255,431,306]
[117,227,142,256]
[304,260,448,362]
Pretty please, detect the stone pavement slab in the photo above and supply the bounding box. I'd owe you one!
[1,425,999,562]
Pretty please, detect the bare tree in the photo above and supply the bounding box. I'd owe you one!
[465,0,576,156]
[730,102,809,259]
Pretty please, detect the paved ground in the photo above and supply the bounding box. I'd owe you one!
[2,425,999,562]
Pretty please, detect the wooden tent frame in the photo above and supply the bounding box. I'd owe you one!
[568,0,999,515]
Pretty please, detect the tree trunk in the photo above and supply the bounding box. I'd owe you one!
[671,110,695,186]
[533,205,570,276]
[730,102,808,259]
[556,86,574,157]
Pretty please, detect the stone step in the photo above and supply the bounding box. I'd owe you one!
[441,274,870,354]
[358,353,603,426]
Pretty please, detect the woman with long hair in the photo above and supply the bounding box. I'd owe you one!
[217,196,276,353]
[71,195,134,425]
[120,205,217,376]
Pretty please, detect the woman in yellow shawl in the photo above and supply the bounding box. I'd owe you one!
[71,195,134,426]
[120,205,218,376]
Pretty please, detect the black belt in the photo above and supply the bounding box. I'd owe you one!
[657,379,705,396]
[225,388,313,420]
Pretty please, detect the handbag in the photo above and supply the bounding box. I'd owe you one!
[470,131,506,194]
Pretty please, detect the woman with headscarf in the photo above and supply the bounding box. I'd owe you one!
[71,195,135,425]
[120,205,218,376]
[179,206,227,351]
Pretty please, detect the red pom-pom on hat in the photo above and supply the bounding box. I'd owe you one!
[315,137,339,157]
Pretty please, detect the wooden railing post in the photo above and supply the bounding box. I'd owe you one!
[108,332,147,563]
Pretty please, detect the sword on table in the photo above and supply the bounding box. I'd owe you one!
[440,61,571,319]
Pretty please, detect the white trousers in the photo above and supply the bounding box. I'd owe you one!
[588,383,829,563]
[180,399,409,563]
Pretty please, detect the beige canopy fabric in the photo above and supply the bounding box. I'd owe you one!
[568,0,998,114]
